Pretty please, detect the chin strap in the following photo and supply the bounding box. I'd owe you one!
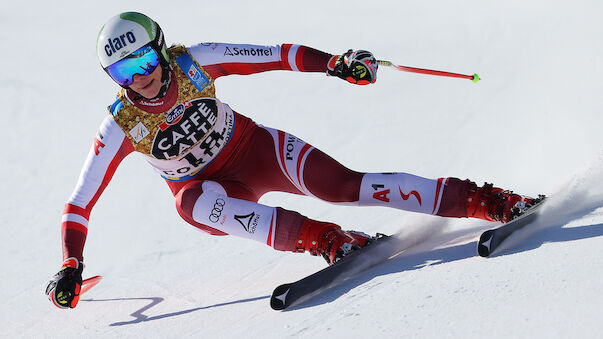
[155,64,172,98]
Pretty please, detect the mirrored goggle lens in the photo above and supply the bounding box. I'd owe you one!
[106,45,160,86]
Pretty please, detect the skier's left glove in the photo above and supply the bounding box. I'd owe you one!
[327,49,378,85]
[45,257,83,309]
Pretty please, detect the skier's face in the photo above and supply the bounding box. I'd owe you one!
[129,65,163,99]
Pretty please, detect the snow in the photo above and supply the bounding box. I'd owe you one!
[2,0,603,337]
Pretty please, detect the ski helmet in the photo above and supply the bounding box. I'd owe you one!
[97,12,169,86]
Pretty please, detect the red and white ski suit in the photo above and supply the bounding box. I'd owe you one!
[61,43,467,262]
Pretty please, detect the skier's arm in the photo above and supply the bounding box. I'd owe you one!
[47,115,133,309]
[189,43,378,85]
[188,43,333,78]
[62,115,134,262]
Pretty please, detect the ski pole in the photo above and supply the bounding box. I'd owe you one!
[377,60,480,83]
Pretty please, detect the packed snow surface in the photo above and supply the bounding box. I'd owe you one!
[2,1,602,338]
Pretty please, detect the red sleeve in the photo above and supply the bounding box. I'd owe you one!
[278,44,332,73]
[62,116,134,262]
[187,43,333,79]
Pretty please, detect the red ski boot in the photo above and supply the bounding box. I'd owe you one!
[296,219,371,265]
[467,182,536,223]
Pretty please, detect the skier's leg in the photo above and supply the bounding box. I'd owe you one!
[175,179,280,244]
[261,127,535,223]
[173,179,368,263]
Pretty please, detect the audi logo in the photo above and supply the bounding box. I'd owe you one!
[209,198,226,223]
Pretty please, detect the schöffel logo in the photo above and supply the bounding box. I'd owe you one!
[224,47,273,57]
[104,31,136,57]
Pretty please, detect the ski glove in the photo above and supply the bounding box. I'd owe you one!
[327,49,378,85]
[46,257,83,309]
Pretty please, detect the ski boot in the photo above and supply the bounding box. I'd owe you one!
[296,219,372,265]
[467,182,539,223]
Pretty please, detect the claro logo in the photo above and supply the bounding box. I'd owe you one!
[104,31,136,57]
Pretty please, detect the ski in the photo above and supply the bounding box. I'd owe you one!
[270,196,547,310]
[477,195,546,257]
[81,275,103,295]
[271,234,393,310]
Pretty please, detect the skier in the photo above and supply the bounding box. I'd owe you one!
[46,12,536,309]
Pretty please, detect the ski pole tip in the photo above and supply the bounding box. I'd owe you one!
[472,73,481,83]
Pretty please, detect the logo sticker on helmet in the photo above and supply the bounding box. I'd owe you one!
[104,31,137,57]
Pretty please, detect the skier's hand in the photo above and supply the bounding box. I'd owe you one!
[327,49,378,85]
[45,258,83,309]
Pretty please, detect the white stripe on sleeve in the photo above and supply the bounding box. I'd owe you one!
[62,213,89,229]
[287,45,300,71]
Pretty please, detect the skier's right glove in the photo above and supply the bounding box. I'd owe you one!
[45,257,83,309]
[327,49,378,85]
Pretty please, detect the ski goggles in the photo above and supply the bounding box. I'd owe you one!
[105,44,160,86]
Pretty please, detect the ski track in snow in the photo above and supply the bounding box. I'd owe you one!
[292,153,603,312]
[494,153,603,256]
[2,1,603,338]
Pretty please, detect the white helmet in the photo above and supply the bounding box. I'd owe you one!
[97,12,169,85]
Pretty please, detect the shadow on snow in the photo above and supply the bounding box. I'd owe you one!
[288,204,603,310]
[81,204,602,317]
[81,295,269,326]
